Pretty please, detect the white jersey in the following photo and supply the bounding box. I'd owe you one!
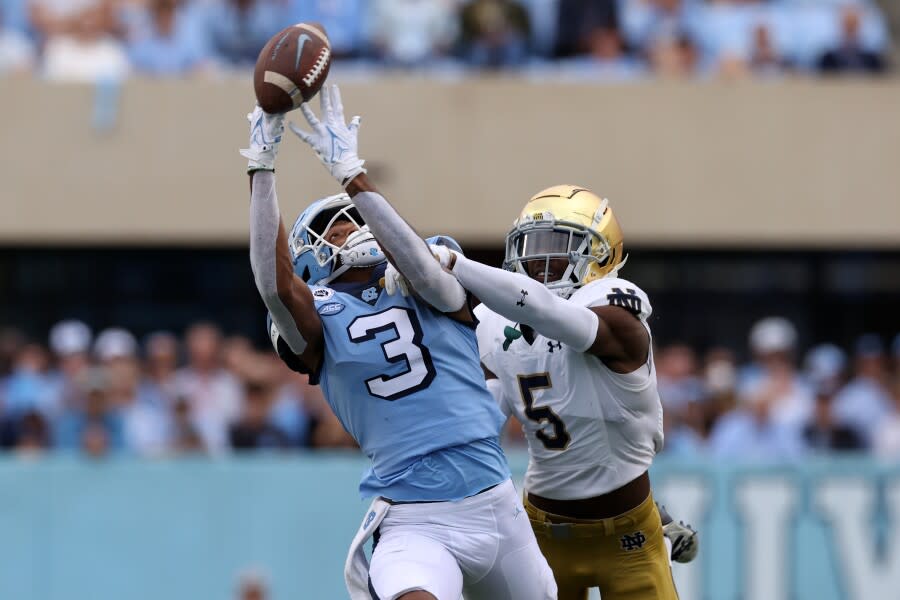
[476,277,664,501]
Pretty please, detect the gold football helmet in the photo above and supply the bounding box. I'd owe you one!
[503,185,625,298]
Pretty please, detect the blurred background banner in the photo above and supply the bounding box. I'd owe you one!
[1,455,899,600]
[1,0,899,598]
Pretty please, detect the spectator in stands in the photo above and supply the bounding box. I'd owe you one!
[803,382,864,453]
[169,395,205,454]
[657,344,705,453]
[289,0,363,59]
[34,0,130,82]
[3,342,55,421]
[459,0,530,69]
[817,5,887,75]
[368,0,458,67]
[554,0,617,58]
[707,387,807,460]
[0,7,35,75]
[174,323,241,454]
[55,367,124,455]
[143,331,179,404]
[832,334,892,447]
[648,32,697,77]
[556,24,647,80]
[48,319,93,414]
[621,0,696,57]
[873,375,900,458]
[128,0,209,76]
[702,348,739,434]
[96,328,170,456]
[804,343,847,394]
[14,410,51,455]
[747,23,789,77]
[738,317,813,430]
[229,375,289,451]
[205,0,283,68]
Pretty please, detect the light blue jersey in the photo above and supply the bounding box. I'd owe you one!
[274,263,509,501]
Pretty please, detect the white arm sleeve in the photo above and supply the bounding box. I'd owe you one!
[352,191,466,313]
[451,255,599,352]
[249,171,307,355]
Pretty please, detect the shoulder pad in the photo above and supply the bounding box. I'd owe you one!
[569,277,652,322]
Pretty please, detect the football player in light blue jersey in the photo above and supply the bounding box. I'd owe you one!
[241,86,556,600]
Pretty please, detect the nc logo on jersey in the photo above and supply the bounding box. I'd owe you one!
[312,287,334,301]
[363,510,376,530]
[361,286,379,304]
[318,302,345,316]
[620,531,646,551]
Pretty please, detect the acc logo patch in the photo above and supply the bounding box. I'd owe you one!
[318,302,345,316]
[311,287,334,301]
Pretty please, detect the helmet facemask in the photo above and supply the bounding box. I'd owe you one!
[504,215,613,299]
[291,202,385,285]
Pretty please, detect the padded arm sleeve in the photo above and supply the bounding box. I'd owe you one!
[451,255,599,352]
[249,171,307,355]
[352,191,465,313]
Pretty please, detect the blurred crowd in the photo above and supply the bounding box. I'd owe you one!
[0,320,357,457]
[1,315,898,460]
[0,0,891,82]
[656,318,900,460]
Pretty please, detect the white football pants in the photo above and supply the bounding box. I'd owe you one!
[368,479,558,600]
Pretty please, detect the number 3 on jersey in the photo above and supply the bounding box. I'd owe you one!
[517,373,571,450]
[348,307,437,400]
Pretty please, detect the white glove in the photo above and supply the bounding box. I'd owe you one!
[289,84,367,186]
[382,245,458,297]
[663,518,699,564]
[382,261,410,297]
[240,106,284,172]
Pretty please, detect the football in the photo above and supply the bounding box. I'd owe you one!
[253,22,332,114]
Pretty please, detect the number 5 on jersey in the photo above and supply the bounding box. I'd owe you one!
[517,373,571,450]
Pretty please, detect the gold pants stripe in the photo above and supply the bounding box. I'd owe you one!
[525,492,680,600]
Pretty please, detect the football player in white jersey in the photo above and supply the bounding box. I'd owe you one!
[386,186,696,600]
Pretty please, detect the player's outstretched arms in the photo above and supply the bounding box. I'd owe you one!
[289,85,466,316]
[242,107,323,369]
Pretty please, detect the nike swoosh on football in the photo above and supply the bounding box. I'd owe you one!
[295,34,312,71]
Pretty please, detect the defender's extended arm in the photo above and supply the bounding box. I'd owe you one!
[450,254,598,351]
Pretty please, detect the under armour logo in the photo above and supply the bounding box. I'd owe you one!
[620,531,646,551]
[607,288,642,317]
[513,504,523,519]
[547,341,562,352]
[516,290,528,307]
[363,510,376,530]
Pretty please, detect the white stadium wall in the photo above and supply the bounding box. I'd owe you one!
[1,79,899,247]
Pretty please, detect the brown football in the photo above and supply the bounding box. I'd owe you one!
[253,23,332,114]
